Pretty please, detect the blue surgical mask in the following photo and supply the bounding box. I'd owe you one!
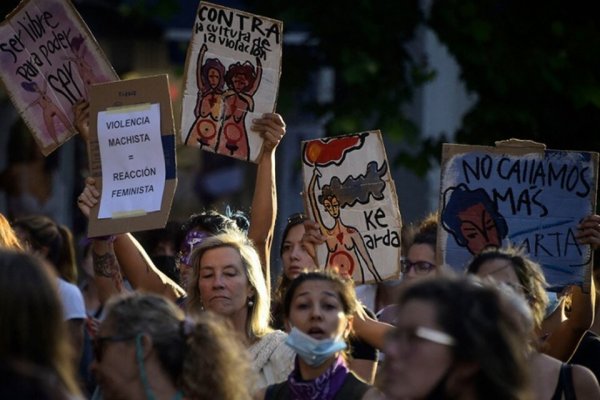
[285,326,347,367]
[545,291,561,318]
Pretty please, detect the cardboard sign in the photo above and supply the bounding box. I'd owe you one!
[438,140,599,290]
[87,75,177,237]
[0,0,117,155]
[180,1,283,163]
[301,131,402,284]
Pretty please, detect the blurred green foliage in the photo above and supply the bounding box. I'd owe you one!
[428,0,600,154]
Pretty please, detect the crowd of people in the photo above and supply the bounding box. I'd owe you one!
[1,98,600,400]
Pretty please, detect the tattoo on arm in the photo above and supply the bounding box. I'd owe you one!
[93,250,124,291]
[93,251,119,278]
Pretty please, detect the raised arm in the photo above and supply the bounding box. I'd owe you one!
[113,233,185,301]
[78,177,185,302]
[78,181,123,304]
[352,306,394,351]
[247,113,285,292]
[543,214,599,361]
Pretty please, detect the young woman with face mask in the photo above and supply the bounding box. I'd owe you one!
[258,271,379,400]
[272,214,380,384]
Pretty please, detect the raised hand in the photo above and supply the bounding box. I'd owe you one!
[251,113,286,154]
[577,214,600,250]
[77,176,100,218]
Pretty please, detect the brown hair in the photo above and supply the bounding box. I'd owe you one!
[395,276,532,400]
[103,292,254,399]
[466,246,549,330]
[12,215,78,283]
[0,250,80,397]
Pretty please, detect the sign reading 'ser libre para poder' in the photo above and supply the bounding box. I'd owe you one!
[0,0,117,155]
[181,1,282,163]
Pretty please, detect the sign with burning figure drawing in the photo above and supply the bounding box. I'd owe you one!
[302,131,402,284]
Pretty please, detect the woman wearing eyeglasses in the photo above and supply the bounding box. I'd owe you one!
[381,275,532,400]
[401,212,440,283]
[92,291,254,400]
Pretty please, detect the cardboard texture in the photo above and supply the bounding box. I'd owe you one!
[0,0,117,155]
[180,1,283,163]
[301,131,402,284]
[87,75,177,237]
[438,139,599,290]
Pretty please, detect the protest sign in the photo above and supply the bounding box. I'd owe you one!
[86,75,177,237]
[438,139,599,290]
[0,0,117,155]
[301,131,402,284]
[181,1,283,163]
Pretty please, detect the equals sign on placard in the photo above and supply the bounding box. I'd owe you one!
[128,155,134,160]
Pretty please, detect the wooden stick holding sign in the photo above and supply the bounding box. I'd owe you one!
[0,0,117,155]
[86,75,177,237]
[301,131,402,284]
[180,1,283,163]
[438,139,599,291]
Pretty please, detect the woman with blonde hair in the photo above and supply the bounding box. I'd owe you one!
[93,291,254,400]
[187,228,295,388]
[0,212,22,250]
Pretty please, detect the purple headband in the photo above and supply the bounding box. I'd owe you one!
[179,230,210,265]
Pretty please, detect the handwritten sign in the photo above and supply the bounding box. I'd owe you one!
[302,131,402,284]
[180,1,283,163]
[0,0,117,155]
[97,103,165,218]
[87,75,177,237]
[438,140,599,289]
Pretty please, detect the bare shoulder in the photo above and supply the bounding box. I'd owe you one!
[362,387,387,400]
[572,364,600,399]
[253,388,266,400]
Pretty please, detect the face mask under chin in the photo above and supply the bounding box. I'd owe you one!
[285,326,347,367]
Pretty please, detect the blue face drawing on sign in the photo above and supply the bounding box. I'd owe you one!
[441,184,509,255]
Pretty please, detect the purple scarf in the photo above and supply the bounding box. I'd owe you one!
[287,355,349,400]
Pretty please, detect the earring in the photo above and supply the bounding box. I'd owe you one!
[248,298,254,307]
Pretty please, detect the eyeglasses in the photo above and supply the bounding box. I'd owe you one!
[93,334,137,362]
[390,326,455,347]
[400,259,436,275]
